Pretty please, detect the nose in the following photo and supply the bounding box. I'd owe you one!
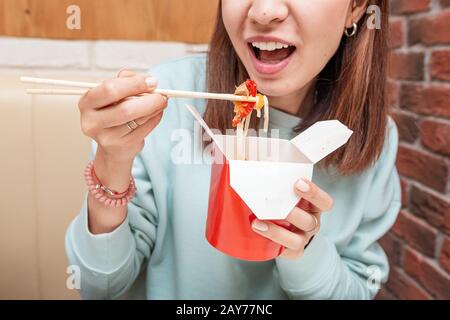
[248,0,289,25]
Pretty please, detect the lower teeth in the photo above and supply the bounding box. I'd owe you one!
[254,47,294,64]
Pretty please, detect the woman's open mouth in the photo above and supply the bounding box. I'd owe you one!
[247,39,296,75]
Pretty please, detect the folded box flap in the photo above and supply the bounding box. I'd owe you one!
[290,120,353,164]
[229,160,314,220]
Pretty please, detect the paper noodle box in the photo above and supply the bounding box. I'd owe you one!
[185,105,353,261]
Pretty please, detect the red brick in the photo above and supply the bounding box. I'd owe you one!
[388,51,424,80]
[391,0,431,14]
[409,11,450,45]
[441,0,450,7]
[420,120,450,157]
[389,19,405,49]
[375,286,397,300]
[387,81,400,109]
[380,233,404,267]
[392,211,438,257]
[410,185,450,234]
[396,146,448,192]
[440,237,450,273]
[445,210,450,234]
[430,50,450,81]
[400,84,450,119]
[400,178,409,207]
[404,248,450,299]
[386,267,432,299]
[391,111,419,143]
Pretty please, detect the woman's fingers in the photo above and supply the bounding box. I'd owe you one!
[286,207,320,233]
[251,220,308,252]
[100,114,154,140]
[123,111,164,142]
[294,178,334,212]
[80,75,157,109]
[117,69,136,78]
[94,93,168,128]
[249,179,332,260]
[121,115,153,136]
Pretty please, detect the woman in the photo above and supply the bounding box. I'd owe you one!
[66,0,401,299]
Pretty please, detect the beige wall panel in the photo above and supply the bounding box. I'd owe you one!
[0,78,40,299]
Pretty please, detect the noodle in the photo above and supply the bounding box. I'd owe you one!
[232,80,270,160]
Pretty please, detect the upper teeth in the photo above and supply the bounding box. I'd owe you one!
[252,42,291,51]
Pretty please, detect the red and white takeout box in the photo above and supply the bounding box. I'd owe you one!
[185,104,353,261]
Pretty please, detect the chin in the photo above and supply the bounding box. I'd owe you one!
[249,74,305,98]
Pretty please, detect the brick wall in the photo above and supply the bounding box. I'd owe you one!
[378,0,450,299]
[1,1,448,300]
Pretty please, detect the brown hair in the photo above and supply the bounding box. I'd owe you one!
[203,0,390,175]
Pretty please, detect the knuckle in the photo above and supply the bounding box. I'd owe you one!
[78,91,96,111]
[327,197,334,211]
[102,81,117,97]
[308,215,317,230]
[309,185,319,200]
[78,97,86,112]
[134,78,148,92]
[149,94,166,108]
[292,206,303,216]
[291,236,305,252]
[287,207,300,223]
[157,93,167,104]
[80,120,94,137]
[119,104,133,119]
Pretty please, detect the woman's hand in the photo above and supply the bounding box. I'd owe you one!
[79,69,168,164]
[251,178,334,260]
[79,69,169,235]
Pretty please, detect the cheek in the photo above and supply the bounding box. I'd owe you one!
[299,0,350,40]
[295,1,350,72]
[221,0,247,44]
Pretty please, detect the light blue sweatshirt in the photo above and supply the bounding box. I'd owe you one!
[65,55,401,300]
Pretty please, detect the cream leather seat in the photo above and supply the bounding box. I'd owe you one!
[0,76,92,299]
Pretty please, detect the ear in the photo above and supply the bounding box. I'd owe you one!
[345,0,369,28]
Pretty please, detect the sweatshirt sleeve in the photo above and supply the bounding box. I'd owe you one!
[65,141,158,299]
[275,120,402,300]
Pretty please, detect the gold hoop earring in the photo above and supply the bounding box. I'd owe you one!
[345,22,358,37]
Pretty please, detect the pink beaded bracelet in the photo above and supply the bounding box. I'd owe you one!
[84,161,137,207]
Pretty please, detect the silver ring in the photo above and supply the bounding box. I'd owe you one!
[126,120,139,132]
[304,215,319,233]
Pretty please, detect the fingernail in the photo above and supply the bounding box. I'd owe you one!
[252,220,268,232]
[295,179,310,193]
[145,77,157,87]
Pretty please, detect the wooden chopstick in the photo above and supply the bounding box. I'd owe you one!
[21,77,97,88]
[20,76,259,103]
[26,88,88,95]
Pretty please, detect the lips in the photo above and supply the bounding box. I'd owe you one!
[246,36,296,75]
